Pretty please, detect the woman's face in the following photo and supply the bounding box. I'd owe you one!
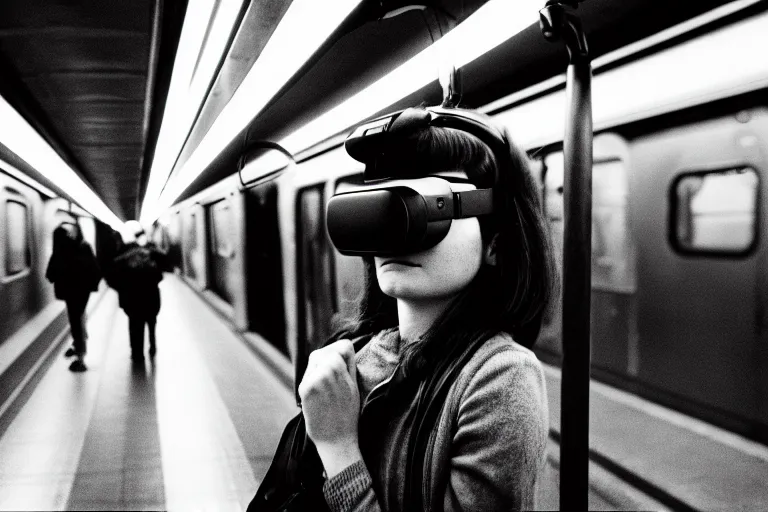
[373,174,484,302]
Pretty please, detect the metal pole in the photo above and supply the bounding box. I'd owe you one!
[539,2,592,509]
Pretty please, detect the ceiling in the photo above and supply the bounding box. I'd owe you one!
[0,0,188,220]
[0,0,753,221]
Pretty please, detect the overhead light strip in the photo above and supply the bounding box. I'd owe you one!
[480,0,766,114]
[146,0,541,222]
[142,0,364,222]
[275,0,541,154]
[493,9,768,150]
[266,0,766,175]
[147,0,767,222]
[142,0,245,223]
[0,96,124,230]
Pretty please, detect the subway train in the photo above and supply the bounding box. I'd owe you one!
[1,3,765,446]
[152,8,768,445]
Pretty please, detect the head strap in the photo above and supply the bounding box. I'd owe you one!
[344,106,508,184]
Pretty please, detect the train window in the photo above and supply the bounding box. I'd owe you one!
[210,200,234,258]
[333,176,367,322]
[544,153,636,293]
[592,159,636,292]
[185,211,199,280]
[5,199,31,276]
[188,211,198,248]
[528,158,546,208]
[296,185,334,354]
[671,167,758,255]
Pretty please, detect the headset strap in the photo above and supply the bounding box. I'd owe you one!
[453,188,494,219]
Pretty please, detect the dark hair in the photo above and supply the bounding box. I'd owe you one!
[52,226,71,253]
[331,107,556,377]
[52,222,82,254]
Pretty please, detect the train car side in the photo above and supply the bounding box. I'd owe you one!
[0,165,100,344]
[532,102,767,439]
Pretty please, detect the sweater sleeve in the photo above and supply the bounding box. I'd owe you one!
[445,348,549,511]
[322,346,549,512]
[322,460,381,512]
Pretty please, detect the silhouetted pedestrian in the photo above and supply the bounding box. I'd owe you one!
[45,222,102,372]
[109,221,169,362]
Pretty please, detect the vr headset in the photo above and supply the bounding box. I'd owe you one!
[326,106,508,256]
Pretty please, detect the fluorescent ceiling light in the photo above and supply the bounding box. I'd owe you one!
[480,0,765,114]
[276,0,542,155]
[0,96,124,230]
[145,0,540,221]
[257,0,766,179]
[141,0,244,223]
[141,0,364,223]
[493,9,768,150]
[161,0,535,187]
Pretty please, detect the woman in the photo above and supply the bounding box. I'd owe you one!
[298,106,556,511]
[46,222,102,372]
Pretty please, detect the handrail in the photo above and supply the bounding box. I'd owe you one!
[539,1,593,509]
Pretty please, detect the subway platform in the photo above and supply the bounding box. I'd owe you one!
[0,275,297,511]
[0,273,767,511]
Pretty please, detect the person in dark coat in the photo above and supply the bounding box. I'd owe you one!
[46,222,102,372]
[110,220,170,362]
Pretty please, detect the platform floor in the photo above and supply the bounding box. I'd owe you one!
[543,359,768,511]
[0,276,298,511]
[2,273,768,511]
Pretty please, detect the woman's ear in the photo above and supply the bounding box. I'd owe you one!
[484,234,499,266]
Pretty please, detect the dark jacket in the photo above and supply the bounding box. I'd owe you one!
[46,238,101,300]
[109,242,169,317]
[323,329,549,512]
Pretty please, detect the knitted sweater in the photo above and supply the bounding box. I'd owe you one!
[323,328,549,511]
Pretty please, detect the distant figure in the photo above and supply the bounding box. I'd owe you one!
[45,222,102,372]
[109,220,169,362]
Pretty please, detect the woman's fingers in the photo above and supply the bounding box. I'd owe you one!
[326,339,357,380]
[298,341,361,445]
[299,348,355,400]
[304,340,356,380]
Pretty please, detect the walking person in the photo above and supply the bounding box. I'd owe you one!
[46,222,102,372]
[264,106,556,511]
[109,220,169,363]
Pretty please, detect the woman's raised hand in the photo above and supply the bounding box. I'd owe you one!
[298,339,363,477]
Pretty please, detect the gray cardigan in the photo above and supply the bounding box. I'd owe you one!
[323,329,549,511]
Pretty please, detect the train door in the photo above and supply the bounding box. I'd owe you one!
[168,212,182,269]
[184,211,197,280]
[330,176,367,325]
[183,207,205,286]
[537,134,638,380]
[295,183,335,383]
[245,181,286,353]
[630,109,766,433]
[207,198,236,305]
